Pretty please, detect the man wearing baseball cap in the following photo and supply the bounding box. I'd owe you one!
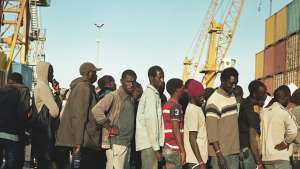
[56,62,103,169]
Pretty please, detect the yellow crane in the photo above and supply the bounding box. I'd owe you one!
[183,0,245,88]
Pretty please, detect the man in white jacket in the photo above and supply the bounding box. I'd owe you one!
[135,65,165,169]
[261,85,298,169]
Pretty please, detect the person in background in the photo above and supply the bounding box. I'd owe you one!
[179,79,193,114]
[162,78,185,169]
[238,80,267,169]
[32,62,61,169]
[135,65,165,169]
[0,72,31,169]
[56,62,101,169]
[205,67,240,169]
[159,81,168,106]
[131,82,143,169]
[92,69,137,169]
[184,80,208,169]
[289,88,300,169]
[261,85,298,169]
[97,75,116,100]
[233,85,244,114]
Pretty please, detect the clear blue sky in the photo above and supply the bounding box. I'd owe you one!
[41,0,292,95]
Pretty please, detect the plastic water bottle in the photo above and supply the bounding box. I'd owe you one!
[72,152,81,169]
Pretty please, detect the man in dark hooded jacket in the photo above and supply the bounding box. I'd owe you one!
[32,62,61,169]
[56,62,102,169]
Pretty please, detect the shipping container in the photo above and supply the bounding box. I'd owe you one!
[264,77,274,94]
[265,15,276,47]
[0,70,6,88]
[288,0,300,35]
[264,46,275,76]
[11,62,33,90]
[255,51,264,79]
[275,7,288,42]
[286,70,298,86]
[286,33,300,70]
[274,40,287,74]
[273,73,285,90]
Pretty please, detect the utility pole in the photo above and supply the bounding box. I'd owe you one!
[94,22,104,67]
[270,0,273,16]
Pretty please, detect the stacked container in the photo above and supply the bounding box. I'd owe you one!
[255,0,300,94]
[11,62,33,90]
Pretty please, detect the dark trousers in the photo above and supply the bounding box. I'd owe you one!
[55,147,71,169]
[292,160,300,169]
[0,138,23,169]
[78,148,106,169]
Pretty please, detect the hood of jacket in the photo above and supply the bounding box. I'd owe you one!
[36,62,50,84]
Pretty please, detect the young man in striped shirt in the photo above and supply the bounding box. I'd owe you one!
[162,78,185,169]
[205,67,240,169]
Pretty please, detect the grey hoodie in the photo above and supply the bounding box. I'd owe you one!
[34,62,59,118]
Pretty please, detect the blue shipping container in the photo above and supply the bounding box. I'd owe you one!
[288,0,300,35]
[12,62,33,90]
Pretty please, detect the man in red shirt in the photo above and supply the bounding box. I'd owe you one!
[162,78,185,169]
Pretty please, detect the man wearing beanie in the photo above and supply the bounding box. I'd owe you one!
[162,78,185,169]
[56,62,103,169]
[184,80,208,169]
[205,67,240,169]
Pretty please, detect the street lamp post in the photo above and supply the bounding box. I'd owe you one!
[94,22,104,67]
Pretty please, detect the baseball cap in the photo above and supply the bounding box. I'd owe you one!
[79,62,102,75]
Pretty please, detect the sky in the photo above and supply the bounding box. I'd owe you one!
[40,0,292,95]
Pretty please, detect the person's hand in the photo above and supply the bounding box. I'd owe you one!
[217,154,228,169]
[180,150,186,165]
[274,141,289,151]
[74,144,81,154]
[199,164,206,169]
[256,163,264,169]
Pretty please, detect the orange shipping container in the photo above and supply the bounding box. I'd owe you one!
[286,33,300,71]
[264,46,275,77]
[274,40,286,74]
[255,51,264,79]
[264,77,274,94]
[273,73,285,90]
[275,7,288,42]
[265,15,276,47]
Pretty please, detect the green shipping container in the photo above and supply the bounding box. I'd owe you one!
[288,0,300,35]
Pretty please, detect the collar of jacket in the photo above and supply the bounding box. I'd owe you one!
[147,84,159,95]
[117,86,131,101]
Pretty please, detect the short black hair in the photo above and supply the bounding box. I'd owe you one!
[166,78,183,96]
[274,85,291,101]
[8,72,23,84]
[233,85,243,97]
[220,67,239,82]
[148,65,163,78]
[98,75,114,89]
[291,89,300,105]
[248,80,266,96]
[121,69,137,80]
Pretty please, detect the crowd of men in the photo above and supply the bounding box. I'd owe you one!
[0,61,299,169]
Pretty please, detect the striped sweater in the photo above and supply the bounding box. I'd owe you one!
[205,88,240,156]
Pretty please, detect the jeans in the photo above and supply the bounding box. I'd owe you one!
[292,160,300,169]
[55,146,71,169]
[264,161,292,169]
[106,144,130,169]
[0,138,22,169]
[162,147,182,169]
[210,154,239,169]
[141,148,158,169]
[239,148,256,169]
